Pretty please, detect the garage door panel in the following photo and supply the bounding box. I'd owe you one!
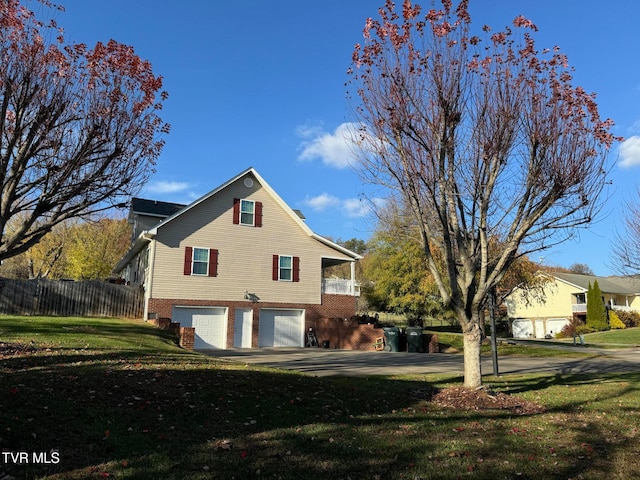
[512,319,533,338]
[172,307,228,350]
[259,309,304,347]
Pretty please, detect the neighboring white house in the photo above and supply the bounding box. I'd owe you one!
[505,272,640,338]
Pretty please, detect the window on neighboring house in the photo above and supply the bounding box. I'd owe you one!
[272,254,300,282]
[233,198,263,227]
[184,246,218,277]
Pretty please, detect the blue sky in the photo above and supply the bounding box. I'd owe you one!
[57,1,639,276]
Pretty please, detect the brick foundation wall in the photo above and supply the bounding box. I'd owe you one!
[311,317,384,350]
[147,294,357,349]
[179,327,195,349]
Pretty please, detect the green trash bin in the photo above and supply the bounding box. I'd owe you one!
[406,327,424,352]
[383,327,400,352]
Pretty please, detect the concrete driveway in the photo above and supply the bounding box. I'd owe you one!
[203,346,640,377]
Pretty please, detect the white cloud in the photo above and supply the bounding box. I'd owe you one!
[342,198,370,218]
[145,180,191,194]
[302,193,341,212]
[302,193,385,219]
[343,197,386,218]
[296,122,360,169]
[619,136,640,168]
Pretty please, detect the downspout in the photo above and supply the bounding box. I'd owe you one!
[143,233,156,321]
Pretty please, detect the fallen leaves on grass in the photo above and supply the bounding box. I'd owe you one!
[415,386,546,415]
[0,342,38,358]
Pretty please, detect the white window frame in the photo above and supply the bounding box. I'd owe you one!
[279,255,293,282]
[191,247,210,276]
[240,199,255,226]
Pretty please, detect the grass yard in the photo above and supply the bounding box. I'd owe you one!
[1,316,640,479]
[577,327,640,346]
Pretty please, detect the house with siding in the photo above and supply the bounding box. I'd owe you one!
[114,167,363,349]
[505,272,640,338]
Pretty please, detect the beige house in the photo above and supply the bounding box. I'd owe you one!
[114,167,362,349]
[505,272,640,338]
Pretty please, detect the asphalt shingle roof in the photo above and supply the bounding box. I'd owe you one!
[553,272,640,294]
[131,197,186,218]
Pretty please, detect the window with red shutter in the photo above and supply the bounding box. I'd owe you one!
[293,256,300,282]
[232,198,240,224]
[184,246,193,275]
[184,246,218,277]
[209,249,219,277]
[233,198,262,227]
[272,255,299,282]
[255,201,263,227]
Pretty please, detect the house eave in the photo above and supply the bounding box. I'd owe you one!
[113,231,155,274]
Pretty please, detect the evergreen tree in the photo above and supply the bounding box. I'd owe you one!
[586,280,608,331]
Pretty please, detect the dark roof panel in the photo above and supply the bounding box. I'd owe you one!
[131,197,186,218]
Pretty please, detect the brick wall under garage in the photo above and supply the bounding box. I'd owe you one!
[147,294,357,349]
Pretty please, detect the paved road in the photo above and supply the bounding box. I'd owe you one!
[204,346,640,377]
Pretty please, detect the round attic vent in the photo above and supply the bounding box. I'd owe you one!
[243,177,254,188]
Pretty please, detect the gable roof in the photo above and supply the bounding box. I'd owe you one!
[131,197,186,219]
[553,272,640,295]
[147,167,361,260]
[115,167,361,273]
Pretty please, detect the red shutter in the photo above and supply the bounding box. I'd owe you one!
[232,198,240,224]
[183,246,193,275]
[272,255,279,281]
[255,201,263,227]
[293,256,300,282]
[209,249,218,277]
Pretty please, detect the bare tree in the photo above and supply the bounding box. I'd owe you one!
[0,0,168,261]
[611,191,640,274]
[348,0,619,387]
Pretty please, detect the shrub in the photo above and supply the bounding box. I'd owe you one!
[615,310,640,328]
[557,322,576,339]
[575,324,595,335]
[608,310,626,329]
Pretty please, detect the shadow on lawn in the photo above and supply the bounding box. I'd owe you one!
[1,347,639,479]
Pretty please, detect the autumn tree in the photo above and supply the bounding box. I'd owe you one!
[363,202,456,325]
[0,0,168,262]
[64,218,130,280]
[348,0,618,387]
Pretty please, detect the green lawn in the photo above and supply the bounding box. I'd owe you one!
[579,327,640,345]
[1,315,640,479]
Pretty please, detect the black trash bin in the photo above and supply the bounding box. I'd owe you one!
[406,327,424,352]
[383,327,400,352]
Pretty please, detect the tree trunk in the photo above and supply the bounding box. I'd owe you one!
[462,323,483,388]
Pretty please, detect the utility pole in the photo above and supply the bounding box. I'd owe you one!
[489,286,499,377]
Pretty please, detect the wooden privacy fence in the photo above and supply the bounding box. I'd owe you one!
[0,278,144,318]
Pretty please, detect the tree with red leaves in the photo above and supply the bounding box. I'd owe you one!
[0,0,168,261]
[348,0,620,387]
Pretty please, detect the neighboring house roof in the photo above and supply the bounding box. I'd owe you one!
[115,167,361,273]
[130,197,186,219]
[552,272,640,295]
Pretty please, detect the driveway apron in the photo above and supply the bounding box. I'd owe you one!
[202,347,640,377]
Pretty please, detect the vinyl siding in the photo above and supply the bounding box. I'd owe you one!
[149,173,353,305]
[505,279,576,319]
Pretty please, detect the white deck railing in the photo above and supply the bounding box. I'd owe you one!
[322,278,360,296]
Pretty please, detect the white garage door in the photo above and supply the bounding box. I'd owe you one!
[172,306,228,349]
[546,318,569,337]
[258,309,304,347]
[512,319,533,338]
